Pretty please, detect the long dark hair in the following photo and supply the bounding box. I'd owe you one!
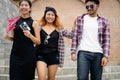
[19,0,32,7]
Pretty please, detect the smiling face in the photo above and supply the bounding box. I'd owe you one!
[19,0,31,16]
[45,11,56,24]
[86,1,99,16]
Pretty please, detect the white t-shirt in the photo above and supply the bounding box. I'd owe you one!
[78,15,102,53]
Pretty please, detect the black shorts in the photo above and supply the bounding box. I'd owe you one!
[37,52,59,66]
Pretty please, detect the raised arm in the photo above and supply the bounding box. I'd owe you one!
[102,19,110,58]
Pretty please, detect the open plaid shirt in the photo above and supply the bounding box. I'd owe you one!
[58,27,74,67]
[71,14,110,58]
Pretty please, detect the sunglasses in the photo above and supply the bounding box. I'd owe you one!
[44,35,50,45]
[86,4,94,9]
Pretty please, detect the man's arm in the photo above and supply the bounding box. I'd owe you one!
[102,19,110,66]
[71,19,78,61]
[103,19,110,58]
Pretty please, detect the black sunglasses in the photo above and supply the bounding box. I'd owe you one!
[86,4,94,9]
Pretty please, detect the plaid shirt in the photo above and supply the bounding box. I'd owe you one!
[58,27,74,67]
[71,14,110,58]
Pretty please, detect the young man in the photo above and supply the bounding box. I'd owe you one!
[71,0,110,80]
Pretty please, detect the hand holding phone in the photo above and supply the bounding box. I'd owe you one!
[19,22,31,31]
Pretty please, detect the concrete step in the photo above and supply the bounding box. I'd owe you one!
[0,66,77,75]
[0,74,76,80]
[1,65,120,74]
[110,79,120,80]
[0,66,76,75]
[0,72,120,80]
[0,59,9,66]
[102,72,120,80]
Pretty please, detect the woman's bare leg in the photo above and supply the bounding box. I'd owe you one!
[47,64,58,80]
[37,61,47,80]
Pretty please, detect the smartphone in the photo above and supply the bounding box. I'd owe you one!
[19,22,31,31]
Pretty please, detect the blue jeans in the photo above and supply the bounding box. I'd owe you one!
[77,50,103,80]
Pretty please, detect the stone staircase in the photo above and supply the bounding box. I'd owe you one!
[0,0,120,80]
[0,43,120,80]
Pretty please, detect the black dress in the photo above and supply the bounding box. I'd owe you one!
[10,17,36,80]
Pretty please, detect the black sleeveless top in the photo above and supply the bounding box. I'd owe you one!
[37,29,59,54]
[11,17,36,64]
